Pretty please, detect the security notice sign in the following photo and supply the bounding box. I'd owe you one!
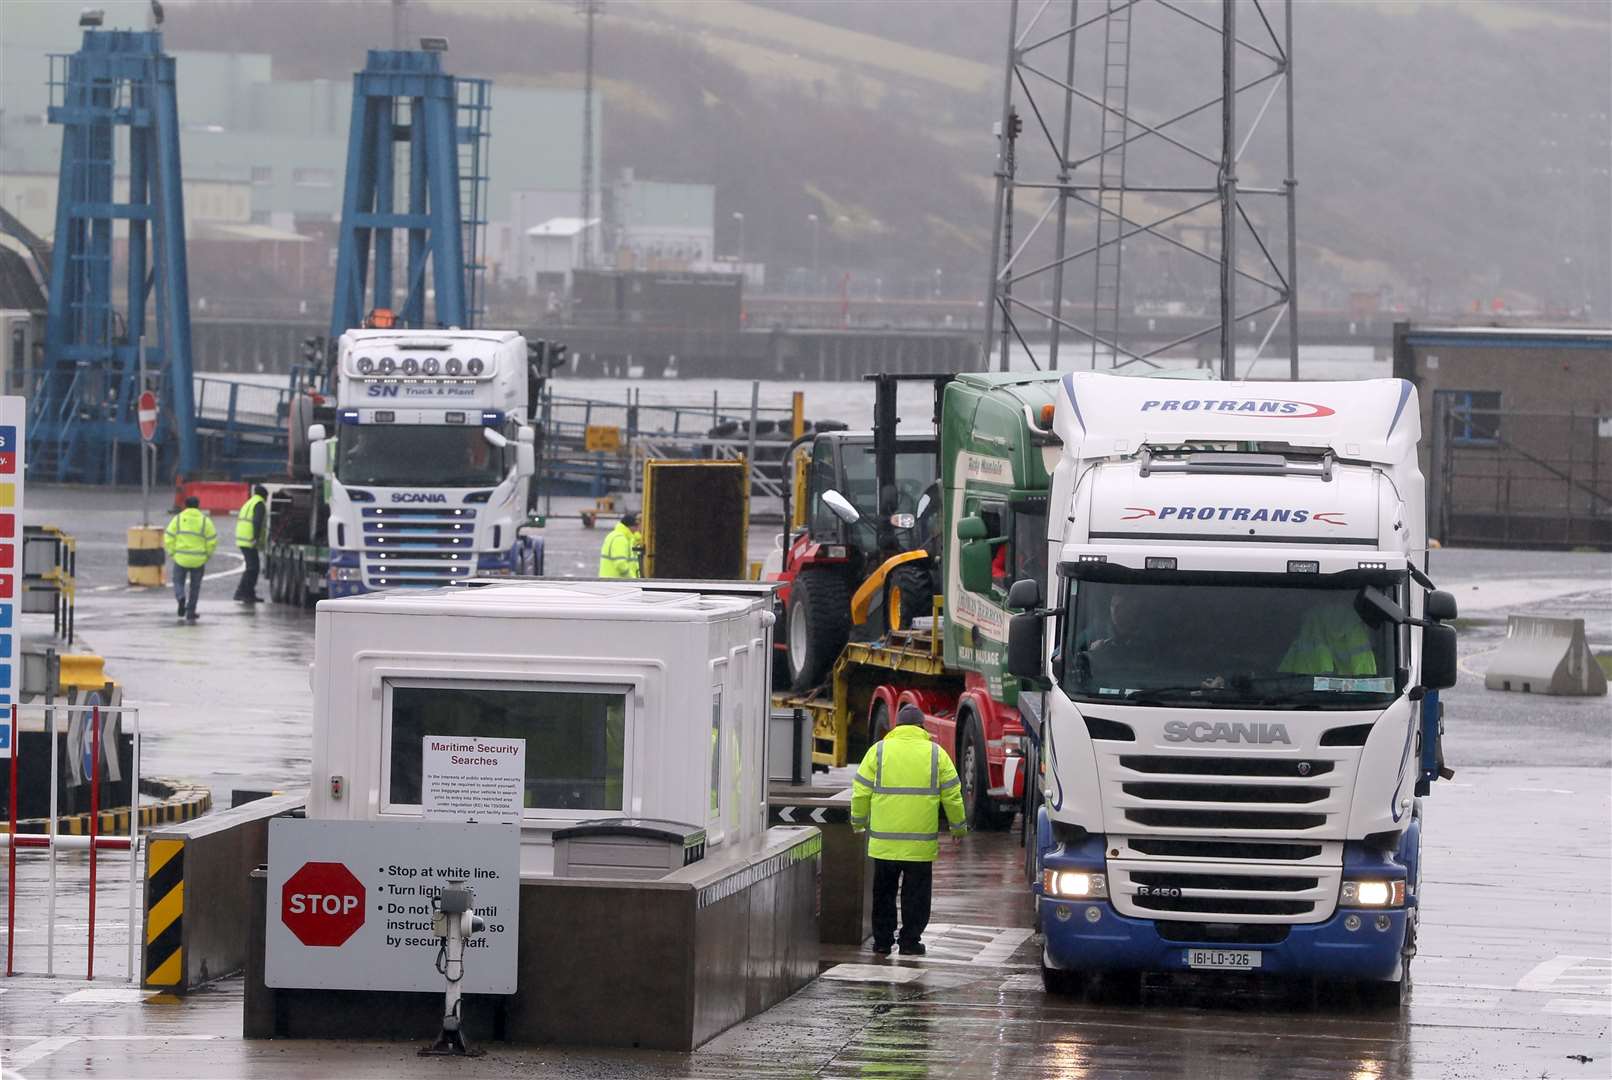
[422,735,524,822]
[265,818,520,993]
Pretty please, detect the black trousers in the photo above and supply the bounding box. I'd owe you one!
[872,858,933,949]
[234,548,261,600]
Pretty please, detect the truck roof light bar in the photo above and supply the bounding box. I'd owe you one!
[1139,446,1334,481]
[1079,554,1107,563]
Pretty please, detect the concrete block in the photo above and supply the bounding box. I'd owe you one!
[1484,615,1608,696]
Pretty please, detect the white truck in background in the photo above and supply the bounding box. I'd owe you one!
[266,329,545,605]
[1007,372,1458,1005]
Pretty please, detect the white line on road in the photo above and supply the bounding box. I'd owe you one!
[1516,955,1612,995]
[1543,998,1612,1016]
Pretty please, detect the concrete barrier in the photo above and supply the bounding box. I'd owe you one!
[769,783,871,946]
[1484,616,1609,696]
[243,825,821,1051]
[142,792,306,991]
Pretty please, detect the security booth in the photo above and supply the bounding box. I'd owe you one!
[248,578,819,1051]
[306,579,775,870]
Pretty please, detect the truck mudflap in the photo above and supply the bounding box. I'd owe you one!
[1034,810,1415,982]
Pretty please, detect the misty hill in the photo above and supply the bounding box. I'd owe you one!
[165,0,1609,314]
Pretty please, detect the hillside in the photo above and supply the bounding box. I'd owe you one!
[166,0,1609,313]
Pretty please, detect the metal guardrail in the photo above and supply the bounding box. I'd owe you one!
[22,526,75,645]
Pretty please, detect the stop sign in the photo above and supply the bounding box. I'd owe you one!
[281,861,366,947]
[137,391,159,443]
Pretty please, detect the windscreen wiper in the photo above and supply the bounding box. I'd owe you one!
[1123,685,1238,706]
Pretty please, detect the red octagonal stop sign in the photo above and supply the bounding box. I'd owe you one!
[281,861,366,947]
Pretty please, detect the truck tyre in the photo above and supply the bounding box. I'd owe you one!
[268,547,285,604]
[786,569,850,692]
[868,699,892,745]
[293,551,309,609]
[771,600,791,690]
[960,716,1015,832]
[886,563,934,631]
[1041,958,1084,996]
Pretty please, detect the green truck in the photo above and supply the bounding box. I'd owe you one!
[771,370,1062,830]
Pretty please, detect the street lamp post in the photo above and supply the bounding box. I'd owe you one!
[732,211,745,264]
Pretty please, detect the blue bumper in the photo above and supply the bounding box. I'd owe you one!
[1040,897,1408,980]
[1037,817,1415,981]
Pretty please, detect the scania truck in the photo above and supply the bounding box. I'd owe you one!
[264,328,543,605]
[1006,372,1458,1005]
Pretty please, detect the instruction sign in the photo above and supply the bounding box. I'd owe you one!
[422,735,525,822]
[584,424,622,452]
[265,819,521,993]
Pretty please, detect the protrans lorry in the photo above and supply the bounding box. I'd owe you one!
[771,371,1064,830]
[263,328,543,605]
[1006,372,1458,1003]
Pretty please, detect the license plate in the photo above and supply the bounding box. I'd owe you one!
[1185,948,1262,971]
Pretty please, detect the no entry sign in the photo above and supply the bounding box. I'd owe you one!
[137,391,158,443]
[265,818,520,993]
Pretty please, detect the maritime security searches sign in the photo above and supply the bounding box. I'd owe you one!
[265,819,521,993]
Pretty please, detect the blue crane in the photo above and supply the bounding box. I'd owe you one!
[33,27,199,484]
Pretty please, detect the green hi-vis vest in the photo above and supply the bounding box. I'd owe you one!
[598,522,640,578]
[850,724,966,862]
[1280,605,1377,676]
[164,507,218,569]
[236,494,265,549]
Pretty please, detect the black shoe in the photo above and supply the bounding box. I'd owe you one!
[185,613,199,623]
[249,595,264,603]
[177,602,185,617]
[871,943,893,957]
[898,942,926,956]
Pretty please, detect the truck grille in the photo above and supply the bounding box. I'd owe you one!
[1119,755,1333,778]
[1125,838,1325,862]
[1109,860,1340,923]
[1125,808,1327,830]
[359,506,478,588]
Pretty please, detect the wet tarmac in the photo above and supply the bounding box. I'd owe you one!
[1,487,1607,1078]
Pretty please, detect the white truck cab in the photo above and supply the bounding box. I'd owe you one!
[309,329,538,596]
[1010,372,1458,1002]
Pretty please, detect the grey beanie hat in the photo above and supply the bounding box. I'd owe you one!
[896,703,925,726]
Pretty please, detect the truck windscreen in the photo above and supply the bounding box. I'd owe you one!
[338,424,506,487]
[1060,577,1401,709]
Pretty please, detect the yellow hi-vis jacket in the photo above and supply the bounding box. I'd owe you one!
[163,507,218,569]
[598,521,640,578]
[1280,604,1377,676]
[850,724,966,861]
[235,493,265,549]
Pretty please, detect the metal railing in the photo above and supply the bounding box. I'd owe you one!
[4,703,143,983]
[22,526,76,645]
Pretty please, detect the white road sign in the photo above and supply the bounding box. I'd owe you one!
[421,735,525,823]
[265,818,521,993]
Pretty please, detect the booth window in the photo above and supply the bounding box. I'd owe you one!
[386,682,625,813]
[709,688,723,821]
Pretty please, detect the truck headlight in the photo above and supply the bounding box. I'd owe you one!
[888,512,916,529]
[1341,879,1404,907]
[1042,870,1107,899]
[330,566,364,582]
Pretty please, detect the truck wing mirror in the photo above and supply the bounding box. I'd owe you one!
[1356,585,1407,625]
[1006,612,1046,681]
[959,537,993,594]
[956,515,988,541]
[821,489,859,524]
[1420,622,1457,690]
[482,426,510,449]
[1006,577,1040,610]
[1426,589,1458,621]
[307,423,328,477]
[516,442,535,478]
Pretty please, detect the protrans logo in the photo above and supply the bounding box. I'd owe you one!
[1122,506,1346,525]
[1140,397,1335,418]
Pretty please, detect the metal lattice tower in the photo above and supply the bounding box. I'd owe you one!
[982,0,1300,379]
[578,0,602,272]
[329,49,491,344]
[34,29,198,483]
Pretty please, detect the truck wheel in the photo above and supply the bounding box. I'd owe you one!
[771,599,791,690]
[886,564,934,631]
[786,569,850,692]
[869,699,892,745]
[1041,959,1084,996]
[269,547,285,604]
[960,717,1015,832]
[293,552,309,609]
[1360,915,1415,1009]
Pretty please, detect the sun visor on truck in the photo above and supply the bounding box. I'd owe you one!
[1086,467,1381,544]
